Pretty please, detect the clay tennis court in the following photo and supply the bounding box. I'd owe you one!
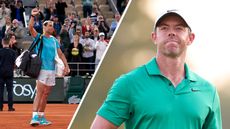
[0,104,77,129]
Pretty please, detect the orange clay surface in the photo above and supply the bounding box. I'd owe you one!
[0,104,78,129]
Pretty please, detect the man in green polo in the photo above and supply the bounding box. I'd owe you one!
[90,9,222,129]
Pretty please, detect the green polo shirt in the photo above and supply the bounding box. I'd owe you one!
[97,58,222,129]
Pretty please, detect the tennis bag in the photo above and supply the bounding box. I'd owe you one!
[16,35,43,78]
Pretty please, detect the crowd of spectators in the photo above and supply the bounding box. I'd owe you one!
[0,0,124,77]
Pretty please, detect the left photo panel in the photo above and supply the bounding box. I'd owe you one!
[0,0,127,128]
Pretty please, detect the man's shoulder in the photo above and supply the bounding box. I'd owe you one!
[189,71,216,91]
[118,65,147,82]
[0,48,16,55]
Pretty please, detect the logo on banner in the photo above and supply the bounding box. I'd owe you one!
[13,81,36,99]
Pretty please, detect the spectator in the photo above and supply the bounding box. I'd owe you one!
[86,16,94,28]
[82,0,93,18]
[10,0,25,27]
[1,16,11,39]
[0,2,11,29]
[68,12,80,24]
[55,0,67,24]
[110,13,120,33]
[116,0,124,15]
[95,32,107,69]
[81,18,93,36]
[64,18,71,29]
[43,0,56,21]
[76,26,84,43]
[97,15,109,39]
[68,33,83,76]
[69,21,77,43]
[117,0,128,15]
[7,19,26,51]
[0,35,17,112]
[81,31,95,75]
[90,4,99,25]
[53,15,62,35]
[60,23,71,58]
[33,11,44,34]
[9,33,21,56]
[56,35,65,53]
[3,0,14,8]
[81,18,87,35]
[91,26,99,42]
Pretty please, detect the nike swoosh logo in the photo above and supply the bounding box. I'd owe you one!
[191,88,200,92]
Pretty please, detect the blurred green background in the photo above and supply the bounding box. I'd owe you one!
[69,0,230,128]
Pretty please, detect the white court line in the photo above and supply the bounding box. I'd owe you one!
[67,0,134,129]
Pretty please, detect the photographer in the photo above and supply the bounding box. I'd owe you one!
[60,23,71,58]
[97,15,109,39]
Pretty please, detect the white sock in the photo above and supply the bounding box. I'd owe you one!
[38,112,44,116]
[32,112,38,117]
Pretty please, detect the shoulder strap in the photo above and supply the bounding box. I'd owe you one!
[28,34,42,52]
[37,36,43,57]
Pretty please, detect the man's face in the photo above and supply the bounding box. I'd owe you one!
[85,32,90,38]
[152,15,194,58]
[1,3,5,8]
[99,35,105,40]
[12,20,18,27]
[64,19,69,26]
[76,29,81,35]
[44,22,54,34]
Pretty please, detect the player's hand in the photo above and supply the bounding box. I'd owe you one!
[64,66,70,75]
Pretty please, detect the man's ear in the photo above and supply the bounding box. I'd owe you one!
[187,33,195,45]
[151,32,157,45]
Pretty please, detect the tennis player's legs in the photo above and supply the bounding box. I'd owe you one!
[33,70,55,112]
[30,70,55,126]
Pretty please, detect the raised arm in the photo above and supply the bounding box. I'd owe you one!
[29,8,39,38]
[91,115,118,129]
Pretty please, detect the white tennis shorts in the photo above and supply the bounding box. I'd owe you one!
[37,70,56,86]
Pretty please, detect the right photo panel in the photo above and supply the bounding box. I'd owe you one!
[69,0,230,128]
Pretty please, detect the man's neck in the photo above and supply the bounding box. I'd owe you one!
[156,55,186,87]
[3,45,9,48]
[44,33,51,38]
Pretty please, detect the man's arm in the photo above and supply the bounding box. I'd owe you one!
[91,115,118,129]
[202,89,222,129]
[29,8,38,38]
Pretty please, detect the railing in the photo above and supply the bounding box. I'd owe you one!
[108,0,119,14]
[68,62,98,76]
[14,62,98,77]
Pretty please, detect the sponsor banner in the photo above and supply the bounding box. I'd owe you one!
[3,77,65,102]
